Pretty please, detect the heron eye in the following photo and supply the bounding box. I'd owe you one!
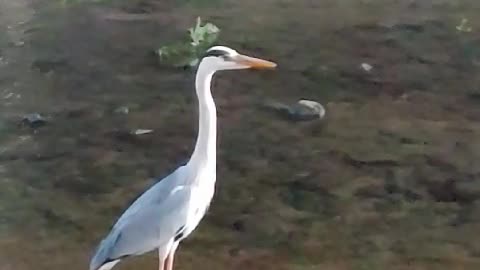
[222,55,233,61]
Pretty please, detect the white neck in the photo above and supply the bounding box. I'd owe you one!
[188,63,217,172]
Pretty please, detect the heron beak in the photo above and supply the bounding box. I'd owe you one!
[234,54,277,69]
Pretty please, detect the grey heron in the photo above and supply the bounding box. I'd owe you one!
[89,46,276,270]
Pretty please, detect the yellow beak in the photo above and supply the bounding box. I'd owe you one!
[234,54,277,69]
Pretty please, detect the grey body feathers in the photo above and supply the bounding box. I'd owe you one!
[89,166,192,270]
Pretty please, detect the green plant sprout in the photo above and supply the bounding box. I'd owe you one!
[456,18,472,33]
[156,17,220,68]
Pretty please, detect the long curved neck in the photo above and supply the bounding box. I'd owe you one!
[188,65,217,171]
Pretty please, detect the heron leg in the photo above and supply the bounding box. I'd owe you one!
[158,257,165,270]
[163,248,176,270]
[158,248,166,270]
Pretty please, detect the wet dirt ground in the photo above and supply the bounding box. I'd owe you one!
[1,0,480,269]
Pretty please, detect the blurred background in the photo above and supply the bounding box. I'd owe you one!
[1,0,480,269]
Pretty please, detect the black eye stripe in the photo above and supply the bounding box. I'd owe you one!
[204,49,229,58]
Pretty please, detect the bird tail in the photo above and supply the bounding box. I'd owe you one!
[89,232,121,270]
[95,260,120,270]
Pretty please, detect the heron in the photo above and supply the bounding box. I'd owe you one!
[89,46,276,270]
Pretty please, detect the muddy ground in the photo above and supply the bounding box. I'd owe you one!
[1,0,480,269]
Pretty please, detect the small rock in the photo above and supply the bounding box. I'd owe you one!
[232,220,246,232]
[21,113,47,128]
[297,100,326,119]
[133,129,153,135]
[114,106,129,115]
[264,99,326,121]
[360,63,373,72]
[14,41,25,47]
[3,92,14,99]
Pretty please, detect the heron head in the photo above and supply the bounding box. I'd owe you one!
[200,46,277,71]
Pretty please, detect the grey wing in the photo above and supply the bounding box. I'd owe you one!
[90,167,191,270]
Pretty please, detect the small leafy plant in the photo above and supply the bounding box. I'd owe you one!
[156,17,220,68]
[456,18,473,33]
